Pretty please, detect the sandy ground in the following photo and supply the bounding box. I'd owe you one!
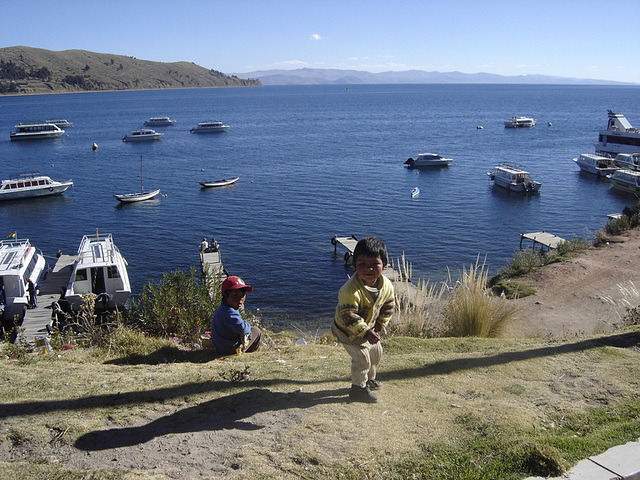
[507,228,640,338]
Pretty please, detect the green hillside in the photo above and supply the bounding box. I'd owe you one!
[0,46,261,95]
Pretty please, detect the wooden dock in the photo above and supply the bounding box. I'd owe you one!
[331,235,419,304]
[200,245,228,297]
[519,231,566,251]
[18,254,76,344]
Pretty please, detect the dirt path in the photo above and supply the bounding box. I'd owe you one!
[507,228,640,338]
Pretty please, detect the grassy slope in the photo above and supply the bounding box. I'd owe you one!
[0,46,261,94]
[0,329,639,479]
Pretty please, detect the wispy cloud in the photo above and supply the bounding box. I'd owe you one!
[309,33,324,41]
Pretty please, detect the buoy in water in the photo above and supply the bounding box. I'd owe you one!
[477,125,483,129]
[92,143,98,151]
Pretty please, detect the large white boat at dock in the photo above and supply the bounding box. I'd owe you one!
[64,233,131,311]
[0,174,74,201]
[594,110,640,156]
[0,238,45,336]
[572,154,619,177]
[613,153,640,171]
[607,169,640,195]
[9,122,65,141]
[487,163,541,193]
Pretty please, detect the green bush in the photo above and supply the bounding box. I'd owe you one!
[605,216,630,236]
[129,267,220,344]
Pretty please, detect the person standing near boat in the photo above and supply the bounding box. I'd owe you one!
[210,276,261,355]
[332,237,395,403]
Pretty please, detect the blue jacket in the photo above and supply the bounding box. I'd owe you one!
[210,300,252,355]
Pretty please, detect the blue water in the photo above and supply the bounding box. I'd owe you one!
[1,84,639,331]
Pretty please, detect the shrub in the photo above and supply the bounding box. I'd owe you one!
[605,216,630,236]
[503,248,543,277]
[441,257,518,337]
[129,267,220,344]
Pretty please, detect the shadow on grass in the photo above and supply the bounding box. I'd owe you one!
[103,346,220,365]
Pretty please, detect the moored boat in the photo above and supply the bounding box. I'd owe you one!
[572,154,619,176]
[504,116,536,128]
[410,187,420,198]
[0,237,45,334]
[0,174,74,201]
[9,122,65,141]
[64,233,131,311]
[199,177,239,188]
[595,110,640,156]
[404,153,453,168]
[613,153,640,171]
[122,129,164,142]
[114,156,160,202]
[144,116,176,126]
[607,169,640,195]
[190,121,230,133]
[46,119,73,128]
[487,163,541,193]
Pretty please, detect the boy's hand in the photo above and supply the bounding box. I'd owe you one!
[365,329,381,344]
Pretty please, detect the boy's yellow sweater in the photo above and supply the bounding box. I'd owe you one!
[333,273,395,342]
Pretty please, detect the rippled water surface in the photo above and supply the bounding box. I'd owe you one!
[1,84,639,329]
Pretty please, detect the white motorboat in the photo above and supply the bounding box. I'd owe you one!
[572,154,619,177]
[114,156,160,203]
[404,153,453,168]
[64,233,131,311]
[504,116,536,128]
[607,169,640,195]
[0,237,45,331]
[613,153,640,171]
[190,121,230,133]
[595,110,640,156]
[46,119,73,128]
[199,177,239,188]
[144,116,177,126]
[122,129,164,142]
[9,122,65,141]
[487,163,541,193]
[0,174,74,201]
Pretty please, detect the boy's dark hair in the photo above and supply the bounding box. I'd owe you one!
[353,237,388,267]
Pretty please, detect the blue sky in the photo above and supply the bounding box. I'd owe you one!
[2,0,638,83]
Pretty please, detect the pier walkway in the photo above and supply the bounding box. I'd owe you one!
[18,254,76,344]
[519,231,566,251]
[331,235,419,304]
[200,244,228,297]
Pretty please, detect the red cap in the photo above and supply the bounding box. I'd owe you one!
[221,276,253,295]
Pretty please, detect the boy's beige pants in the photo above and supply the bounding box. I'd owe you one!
[341,341,382,388]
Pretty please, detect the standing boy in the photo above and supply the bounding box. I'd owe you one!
[211,276,261,355]
[332,237,395,403]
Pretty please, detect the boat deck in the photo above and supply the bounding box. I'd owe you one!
[18,254,76,343]
[331,235,418,304]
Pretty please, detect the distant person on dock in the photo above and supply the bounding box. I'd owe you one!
[28,280,37,309]
[199,237,209,253]
[210,276,261,355]
[332,237,395,403]
[210,237,219,252]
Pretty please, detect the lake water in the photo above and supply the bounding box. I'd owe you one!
[1,84,639,331]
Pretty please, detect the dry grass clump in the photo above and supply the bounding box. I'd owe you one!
[441,257,519,337]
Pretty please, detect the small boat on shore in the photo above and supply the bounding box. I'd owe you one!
[9,122,65,141]
[144,116,176,126]
[122,129,164,142]
[199,177,239,188]
[504,116,536,128]
[404,153,453,168]
[190,121,230,133]
[572,154,619,177]
[0,174,74,201]
[0,237,45,333]
[487,163,541,193]
[64,233,131,311]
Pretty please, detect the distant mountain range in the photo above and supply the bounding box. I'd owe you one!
[234,68,633,86]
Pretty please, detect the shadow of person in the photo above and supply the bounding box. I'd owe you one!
[74,387,346,451]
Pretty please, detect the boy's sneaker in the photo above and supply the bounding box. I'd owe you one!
[349,385,378,403]
[367,379,382,390]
